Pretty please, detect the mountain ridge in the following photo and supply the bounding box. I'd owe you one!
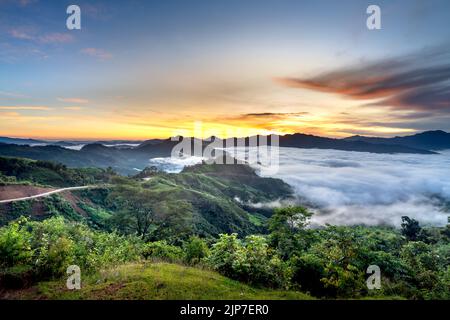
[0,130,447,174]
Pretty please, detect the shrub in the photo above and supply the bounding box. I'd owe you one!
[142,241,184,262]
[289,253,326,296]
[0,216,145,284]
[207,234,291,288]
[183,236,209,265]
[0,217,34,268]
[206,233,242,278]
[36,236,75,277]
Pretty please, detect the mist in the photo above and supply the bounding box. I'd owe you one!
[149,147,450,227]
[242,147,450,227]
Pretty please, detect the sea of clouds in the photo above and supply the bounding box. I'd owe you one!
[149,147,450,227]
[236,147,450,227]
[147,156,204,173]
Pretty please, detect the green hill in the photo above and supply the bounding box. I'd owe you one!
[0,156,293,237]
[4,262,313,300]
[0,156,113,187]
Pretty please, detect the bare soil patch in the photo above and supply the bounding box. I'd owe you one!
[0,185,54,201]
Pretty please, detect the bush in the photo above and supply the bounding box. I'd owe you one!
[0,217,34,268]
[289,253,326,296]
[142,241,184,262]
[183,236,209,265]
[0,216,145,284]
[207,234,291,288]
[206,233,242,278]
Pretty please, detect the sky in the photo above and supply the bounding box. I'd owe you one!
[0,0,450,140]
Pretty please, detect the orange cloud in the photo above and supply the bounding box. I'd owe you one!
[0,106,52,110]
[57,98,89,104]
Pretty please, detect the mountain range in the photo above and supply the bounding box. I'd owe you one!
[0,130,448,174]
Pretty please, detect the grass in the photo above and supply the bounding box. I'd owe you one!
[8,262,314,300]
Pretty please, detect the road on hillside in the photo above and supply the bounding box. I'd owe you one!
[0,186,99,204]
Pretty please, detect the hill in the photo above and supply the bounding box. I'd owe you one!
[0,131,442,175]
[2,262,312,300]
[0,156,292,236]
[278,133,435,154]
[0,137,46,145]
[0,156,113,187]
[343,130,450,151]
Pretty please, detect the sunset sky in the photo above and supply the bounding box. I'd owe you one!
[1,0,450,140]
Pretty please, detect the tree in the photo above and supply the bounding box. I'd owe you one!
[401,216,422,241]
[311,227,367,297]
[442,217,450,239]
[268,206,313,259]
[108,182,159,239]
[183,236,209,265]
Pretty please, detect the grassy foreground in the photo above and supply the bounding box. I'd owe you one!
[4,262,313,300]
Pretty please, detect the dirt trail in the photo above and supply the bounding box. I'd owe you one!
[0,185,94,204]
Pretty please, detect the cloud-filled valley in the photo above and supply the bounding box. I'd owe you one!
[244,147,450,227]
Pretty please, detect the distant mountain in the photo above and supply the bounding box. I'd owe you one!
[279,133,435,154]
[343,130,450,151]
[0,137,46,145]
[0,131,443,174]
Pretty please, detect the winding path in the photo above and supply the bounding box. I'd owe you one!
[0,186,97,204]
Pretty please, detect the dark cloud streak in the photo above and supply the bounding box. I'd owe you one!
[276,46,450,114]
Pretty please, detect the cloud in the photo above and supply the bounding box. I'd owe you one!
[212,111,312,134]
[8,28,73,44]
[239,148,450,227]
[63,106,84,111]
[18,0,37,6]
[0,105,52,110]
[0,111,62,122]
[242,112,309,118]
[57,98,89,104]
[223,112,309,124]
[0,91,27,98]
[276,46,450,114]
[80,48,113,60]
[9,29,34,40]
[144,148,450,227]
[39,33,73,44]
[0,0,38,7]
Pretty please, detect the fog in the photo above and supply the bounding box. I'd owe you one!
[238,147,450,227]
[148,156,204,173]
[149,147,450,227]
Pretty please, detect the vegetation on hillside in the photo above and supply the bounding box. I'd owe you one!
[0,156,449,300]
[1,209,449,299]
[0,157,114,187]
[5,262,312,300]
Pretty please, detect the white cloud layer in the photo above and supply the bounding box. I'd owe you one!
[242,147,450,227]
[150,147,450,227]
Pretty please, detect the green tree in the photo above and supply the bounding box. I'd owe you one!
[183,236,209,265]
[401,216,422,241]
[268,206,313,259]
[108,181,159,239]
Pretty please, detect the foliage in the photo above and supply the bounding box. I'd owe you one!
[268,206,313,259]
[207,234,291,288]
[9,262,313,300]
[0,217,34,268]
[142,241,184,262]
[0,156,114,187]
[183,236,209,265]
[0,217,144,286]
